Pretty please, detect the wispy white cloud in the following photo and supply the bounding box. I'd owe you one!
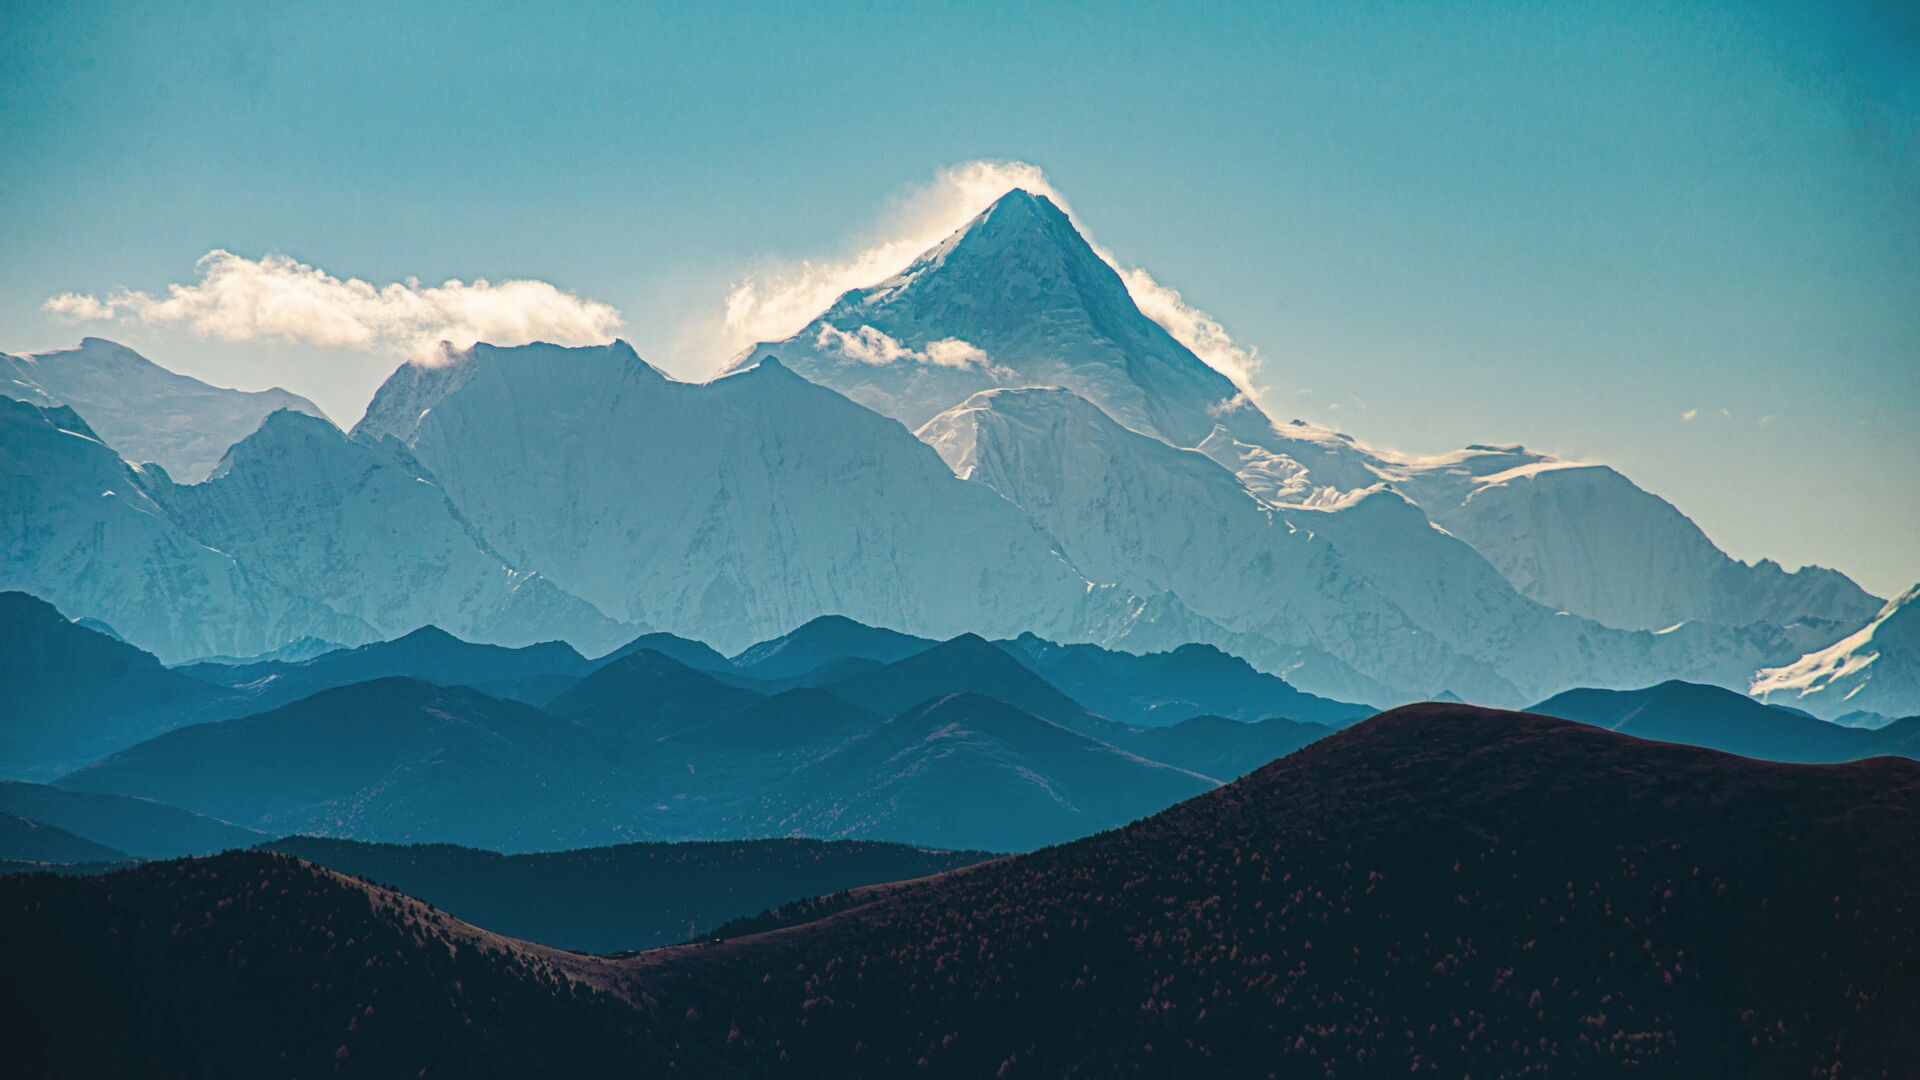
[711,160,1265,398]
[42,250,623,361]
[815,325,1004,374]
[1681,408,1700,422]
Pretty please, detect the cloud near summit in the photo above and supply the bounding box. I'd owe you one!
[710,160,1266,398]
[44,250,623,361]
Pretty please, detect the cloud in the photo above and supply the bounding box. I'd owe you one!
[1681,408,1700,422]
[42,250,623,360]
[815,325,1001,372]
[42,292,115,320]
[713,160,1264,397]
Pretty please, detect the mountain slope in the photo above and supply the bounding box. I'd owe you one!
[56,679,639,850]
[821,632,1119,738]
[922,385,1721,703]
[353,340,1108,653]
[1123,714,1332,780]
[621,704,1920,1076]
[0,591,241,778]
[160,408,629,654]
[0,781,259,860]
[264,835,994,954]
[0,396,370,663]
[1,338,324,482]
[997,632,1371,727]
[1383,449,1881,633]
[730,189,1252,447]
[1752,585,1920,721]
[765,692,1216,851]
[0,812,127,864]
[547,649,765,743]
[1532,679,1920,762]
[0,851,648,1077]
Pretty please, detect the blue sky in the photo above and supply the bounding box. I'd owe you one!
[2,1,1915,594]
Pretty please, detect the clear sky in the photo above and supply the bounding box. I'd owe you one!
[3,1,1916,595]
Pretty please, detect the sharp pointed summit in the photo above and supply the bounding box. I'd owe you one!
[731,185,1257,448]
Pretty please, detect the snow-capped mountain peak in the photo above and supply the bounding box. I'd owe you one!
[1752,585,1920,720]
[728,188,1251,448]
[1,337,324,482]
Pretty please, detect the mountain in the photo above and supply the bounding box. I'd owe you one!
[0,396,369,664]
[159,408,631,655]
[264,835,994,954]
[352,340,1109,654]
[1383,451,1882,634]
[1752,585,1920,721]
[922,385,1715,703]
[1530,679,1920,763]
[729,614,934,680]
[56,679,641,851]
[547,649,765,743]
[762,692,1216,851]
[0,851,649,1077]
[0,338,323,482]
[0,782,261,860]
[0,591,241,778]
[9,706,1914,1076]
[0,812,127,864]
[997,632,1371,727]
[626,704,1920,1076]
[731,188,1874,653]
[729,189,1255,449]
[821,632,1120,739]
[1123,714,1332,780]
[594,630,734,672]
[178,624,598,716]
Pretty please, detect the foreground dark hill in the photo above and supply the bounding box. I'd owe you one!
[5,707,1913,1076]
[0,852,646,1077]
[1531,679,1920,762]
[266,835,995,953]
[0,591,237,778]
[626,705,1919,1076]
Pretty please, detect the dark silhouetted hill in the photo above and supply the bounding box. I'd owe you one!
[264,835,994,953]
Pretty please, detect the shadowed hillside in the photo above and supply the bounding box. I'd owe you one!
[265,835,995,953]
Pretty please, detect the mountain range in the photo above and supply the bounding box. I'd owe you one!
[4,188,1906,714]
